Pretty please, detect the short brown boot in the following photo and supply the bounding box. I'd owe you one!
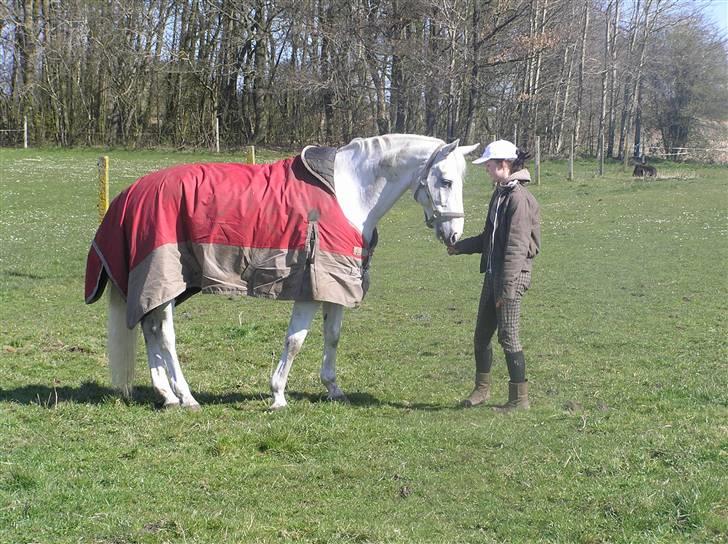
[462,372,491,407]
[493,381,529,413]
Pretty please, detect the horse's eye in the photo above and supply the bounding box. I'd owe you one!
[440,179,453,188]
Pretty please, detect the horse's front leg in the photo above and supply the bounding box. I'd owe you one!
[321,302,348,403]
[269,301,319,410]
[141,302,200,410]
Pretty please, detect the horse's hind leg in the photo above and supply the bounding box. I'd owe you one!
[321,302,348,403]
[141,302,200,410]
[269,301,319,410]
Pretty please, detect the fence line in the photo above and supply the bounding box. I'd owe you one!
[0,116,28,148]
[0,124,262,151]
[645,145,728,161]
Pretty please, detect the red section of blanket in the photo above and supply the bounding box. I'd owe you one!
[85,156,363,300]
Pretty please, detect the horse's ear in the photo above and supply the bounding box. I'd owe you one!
[440,139,460,156]
[457,143,480,157]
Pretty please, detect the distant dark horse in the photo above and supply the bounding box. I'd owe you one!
[633,158,657,178]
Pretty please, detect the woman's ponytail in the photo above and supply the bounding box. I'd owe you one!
[511,148,531,171]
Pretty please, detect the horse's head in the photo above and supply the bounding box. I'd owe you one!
[414,139,479,246]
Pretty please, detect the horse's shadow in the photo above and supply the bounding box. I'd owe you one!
[0,382,262,409]
[0,381,454,412]
[0,381,119,407]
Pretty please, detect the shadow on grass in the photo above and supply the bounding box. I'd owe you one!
[1,269,47,280]
[283,391,456,411]
[0,381,455,412]
[0,381,118,406]
[0,381,257,410]
[345,392,457,411]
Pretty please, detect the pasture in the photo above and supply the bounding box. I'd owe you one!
[1,147,726,543]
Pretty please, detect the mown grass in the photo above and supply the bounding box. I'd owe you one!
[0,147,726,543]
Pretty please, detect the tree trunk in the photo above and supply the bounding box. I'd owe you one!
[597,2,611,174]
[621,0,659,161]
[606,0,620,158]
[390,0,407,133]
[618,0,642,159]
[555,42,575,155]
[463,0,482,144]
[320,0,334,143]
[529,0,548,148]
[364,52,389,135]
[252,0,268,143]
[424,16,438,136]
[573,0,589,151]
[446,17,457,141]
[20,0,38,141]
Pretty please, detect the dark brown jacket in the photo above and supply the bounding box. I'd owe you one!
[454,169,540,299]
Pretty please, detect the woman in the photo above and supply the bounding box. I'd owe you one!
[448,140,541,412]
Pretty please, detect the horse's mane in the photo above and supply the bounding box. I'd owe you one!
[340,134,445,173]
[342,133,443,153]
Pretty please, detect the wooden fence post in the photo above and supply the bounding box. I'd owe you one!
[214,118,220,153]
[535,135,541,185]
[568,133,574,181]
[246,145,256,164]
[97,156,109,223]
[23,115,28,149]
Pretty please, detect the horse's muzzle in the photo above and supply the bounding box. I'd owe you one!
[435,217,463,245]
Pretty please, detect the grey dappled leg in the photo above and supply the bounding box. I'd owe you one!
[141,303,200,409]
[321,302,348,402]
[269,301,319,410]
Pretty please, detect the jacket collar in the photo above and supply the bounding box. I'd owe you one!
[508,168,531,183]
[496,168,531,189]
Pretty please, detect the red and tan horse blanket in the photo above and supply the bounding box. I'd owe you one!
[85,155,373,328]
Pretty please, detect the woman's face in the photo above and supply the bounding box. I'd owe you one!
[484,159,511,184]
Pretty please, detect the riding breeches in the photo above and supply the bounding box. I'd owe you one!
[474,270,531,361]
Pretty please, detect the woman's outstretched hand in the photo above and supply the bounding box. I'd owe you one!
[447,245,459,256]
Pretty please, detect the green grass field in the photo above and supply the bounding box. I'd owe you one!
[1,147,726,543]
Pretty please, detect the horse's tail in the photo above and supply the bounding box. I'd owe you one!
[107,284,137,397]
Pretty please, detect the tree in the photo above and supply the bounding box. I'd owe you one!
[0,0,725,156]
[645,18,728,156]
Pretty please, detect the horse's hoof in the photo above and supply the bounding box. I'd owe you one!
[182,403,201,411]
[267,401,287,412]
[328,394,350,404]
[162,401,181,410]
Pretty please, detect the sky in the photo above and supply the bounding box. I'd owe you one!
[694,0,728,36]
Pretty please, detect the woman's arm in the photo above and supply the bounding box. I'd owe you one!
[449,232,484,255]
[500,194,532,298]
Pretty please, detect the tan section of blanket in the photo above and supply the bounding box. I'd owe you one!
[124,241,369,328]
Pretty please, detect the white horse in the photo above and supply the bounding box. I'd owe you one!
[103,134,478,410]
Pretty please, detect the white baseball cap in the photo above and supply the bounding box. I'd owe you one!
[472,140,518,164]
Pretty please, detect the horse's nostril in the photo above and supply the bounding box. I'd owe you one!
[449,233,459,245]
